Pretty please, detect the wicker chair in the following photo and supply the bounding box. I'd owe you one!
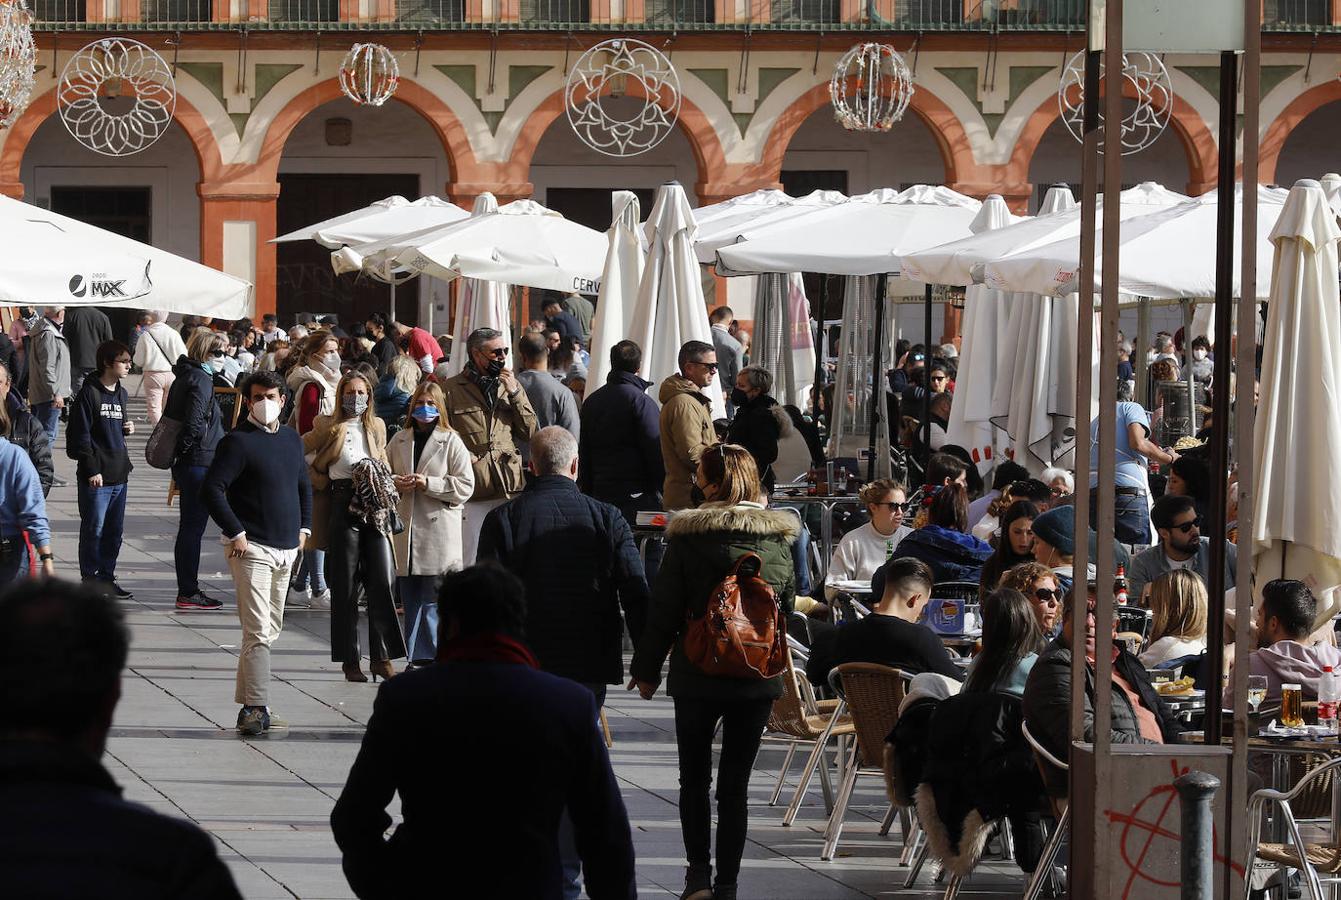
[764,649,854,817]
[821,662,910,861]
[1247,754,1341,900]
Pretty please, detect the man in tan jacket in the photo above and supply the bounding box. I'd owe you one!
[658,340,717,511]
[441,327,539,563]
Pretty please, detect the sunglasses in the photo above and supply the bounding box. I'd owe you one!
[484,347,509,358]
[1170,518,1202,534]
[691,361,720,372]
[873,501,906,513]
[208,349,226,358]
[1033,587,1064,606]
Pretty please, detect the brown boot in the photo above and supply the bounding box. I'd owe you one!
[370,659,396,682]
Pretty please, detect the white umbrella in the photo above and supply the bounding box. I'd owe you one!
[987,186,1088,474]
[943,194,1018,475]
[0,195,252,319]
[1252,178,1341,627]
[274,195,469,249]
[984,184,1289,300]
[628,182,726,419]
[588,191,646,391]
[445,193,512,378]
[714,185,982,281]
[750,272,816,408]
[693,188,793,230]
[694,190,848,265]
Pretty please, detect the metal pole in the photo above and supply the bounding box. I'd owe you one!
[868,274,888,483]
[389,279,396,322]
[1182,297,1197,433]
[813,275,828,417]
[922,283,933,473]
[1204,49,1239,748]
[1174,771,1221,900]
[1136,296,1151,403]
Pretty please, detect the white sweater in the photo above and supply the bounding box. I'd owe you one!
[825,521,913,599]
[1138,635,1206,667]
[132,323,187,373]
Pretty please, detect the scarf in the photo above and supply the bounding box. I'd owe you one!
[464,363,501,408]
[349,457,399,534]
[437,632,539,668]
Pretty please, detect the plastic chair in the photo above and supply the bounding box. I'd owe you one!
[764,649,854,818]
[820,663,910,860]
[1247,755,1341,900]
[1021,720,1069,900]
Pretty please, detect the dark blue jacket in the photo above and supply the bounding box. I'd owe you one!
[165,356,224,468]
[330,661,636,900]
[202,420,312,549]
[546,310,582,342]
[895,525,992,584]
[578,370,664,503]
[477,476,649,684]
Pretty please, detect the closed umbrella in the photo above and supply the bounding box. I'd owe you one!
[0,195,251,319]
[943,194,1018,474]
[750,272,816,408]
[588,191,646,391]
[1253,178,1341,626]
[444,193,512,378]
[628,182,726,419]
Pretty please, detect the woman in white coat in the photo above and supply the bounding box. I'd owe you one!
[388,381,475,665]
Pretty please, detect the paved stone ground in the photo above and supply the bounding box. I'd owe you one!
[38,383,1031,899]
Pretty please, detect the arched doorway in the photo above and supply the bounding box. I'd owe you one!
[275,96,455,328]
[1026,114,1193,211]
[1273,99,1341,187]
[19,112,203,341]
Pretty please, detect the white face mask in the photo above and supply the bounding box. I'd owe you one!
[1193,349,1207,361]
[322,351,342,372]
[250,398,281,428]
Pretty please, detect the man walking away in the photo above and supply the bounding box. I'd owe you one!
[27,307,70,444]
[64,306,112,399]
[709,306,744,415]
[516,331,580,467]
[202,371,314,737]
[131,310,187,425]
[331,563,636,900]
[658,340,717,511]
[564,291,594,344]
[477,425,647,899]
[579,340,663,517]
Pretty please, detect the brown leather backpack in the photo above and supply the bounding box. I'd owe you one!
[683,552,786,680]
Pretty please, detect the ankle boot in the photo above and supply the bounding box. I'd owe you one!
[370,659,396,682]
[679,865,712,900]
[342,661,368,683]
[713,883,738,900]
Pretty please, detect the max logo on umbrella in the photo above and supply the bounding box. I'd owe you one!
[68,262,153,301]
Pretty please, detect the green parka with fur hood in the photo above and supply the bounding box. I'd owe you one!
[631,501,799,702]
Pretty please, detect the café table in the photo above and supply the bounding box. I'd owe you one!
[771,488,863,583]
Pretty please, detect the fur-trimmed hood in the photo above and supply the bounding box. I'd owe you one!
[666,502,800,541]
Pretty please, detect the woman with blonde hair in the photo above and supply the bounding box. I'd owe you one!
[304,370,406,682]
[824,478,912,598]
[375,354,421,434]
[1139,569,1208,666]
[388,381,475,665]
[630,443,797,900]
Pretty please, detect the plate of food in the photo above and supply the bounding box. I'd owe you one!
[1156,677,1201,698]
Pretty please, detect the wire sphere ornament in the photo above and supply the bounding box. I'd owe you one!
[565,38,680,158]
[0,0,36,130]
[830,43,914,133]
[1058,50,1172,156]
[339,43,399,108]
[58,38,176,157]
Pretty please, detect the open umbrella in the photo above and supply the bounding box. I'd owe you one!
[694,190,848,265]
[444,193,512,378]
[693,188,793,230]
[628,182,725,419]
[943,194,1018,475]
[1252,178,1341,627]
[588,191,646,391]
[0,195,252,319]
[274,195,469,249]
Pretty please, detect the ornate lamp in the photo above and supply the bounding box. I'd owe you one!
[339,43,399,108]
[830,43,914,133]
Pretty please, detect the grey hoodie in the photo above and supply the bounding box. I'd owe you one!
[1225,639,1341,708]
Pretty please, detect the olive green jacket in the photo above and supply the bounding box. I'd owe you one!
[440,370,539,502]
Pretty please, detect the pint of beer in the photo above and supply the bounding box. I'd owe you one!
[1281,683,1305,728]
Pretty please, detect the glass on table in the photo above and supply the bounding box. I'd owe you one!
[1281,682,1304,728]
[1247,674,1267,714]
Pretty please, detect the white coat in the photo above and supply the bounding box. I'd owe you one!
[388,425,476,577]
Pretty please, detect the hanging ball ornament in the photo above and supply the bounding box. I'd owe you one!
[565,38,681,158]
[58,38,176,157]
[339,43,399,107]
[830,43,914,133]
[0,0,37,129]
[1058,49,1172,156]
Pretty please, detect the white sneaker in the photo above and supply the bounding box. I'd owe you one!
[309,588,332,610]
[287,586,312,608]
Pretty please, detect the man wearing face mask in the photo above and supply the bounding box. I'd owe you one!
[202,370,313,736]
[1188,335,1213,387]
[724,365,791,492]
[440,327,539,564]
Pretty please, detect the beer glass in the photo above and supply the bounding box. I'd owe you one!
[1281,683,1304,728]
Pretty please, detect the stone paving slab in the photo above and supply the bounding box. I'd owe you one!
[33,389,1028,899]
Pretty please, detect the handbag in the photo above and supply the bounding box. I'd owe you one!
[144,414,183,469]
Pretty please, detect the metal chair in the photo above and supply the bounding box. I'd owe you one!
[933,581,981,604]
[1247,754,1341,900]
[820,663,910,860]
[763,649,854,817]
[1021,720,1069,900]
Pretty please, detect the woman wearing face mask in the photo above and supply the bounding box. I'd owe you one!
[285,330,341,607]
[304,372,406,682]
[387,382,475,666]
[723,365,791,491]
[163,329,228,610]
[1188,335,1213,388]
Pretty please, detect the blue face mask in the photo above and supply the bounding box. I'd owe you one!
[411,404,439,424]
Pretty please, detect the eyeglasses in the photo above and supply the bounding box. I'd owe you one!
[484,347,509,358]
[1170,517,1202,534]
[1033,587,1064,606]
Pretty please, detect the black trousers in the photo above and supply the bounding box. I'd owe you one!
[327,484,406,665]
[673,695,773,886]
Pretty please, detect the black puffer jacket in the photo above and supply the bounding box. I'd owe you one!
[577,370,664,503]
[164,356,224,468]
[725,393,791,490]
[476,476,649,685]
[916,692,1043,876]
[5,403,53,496]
